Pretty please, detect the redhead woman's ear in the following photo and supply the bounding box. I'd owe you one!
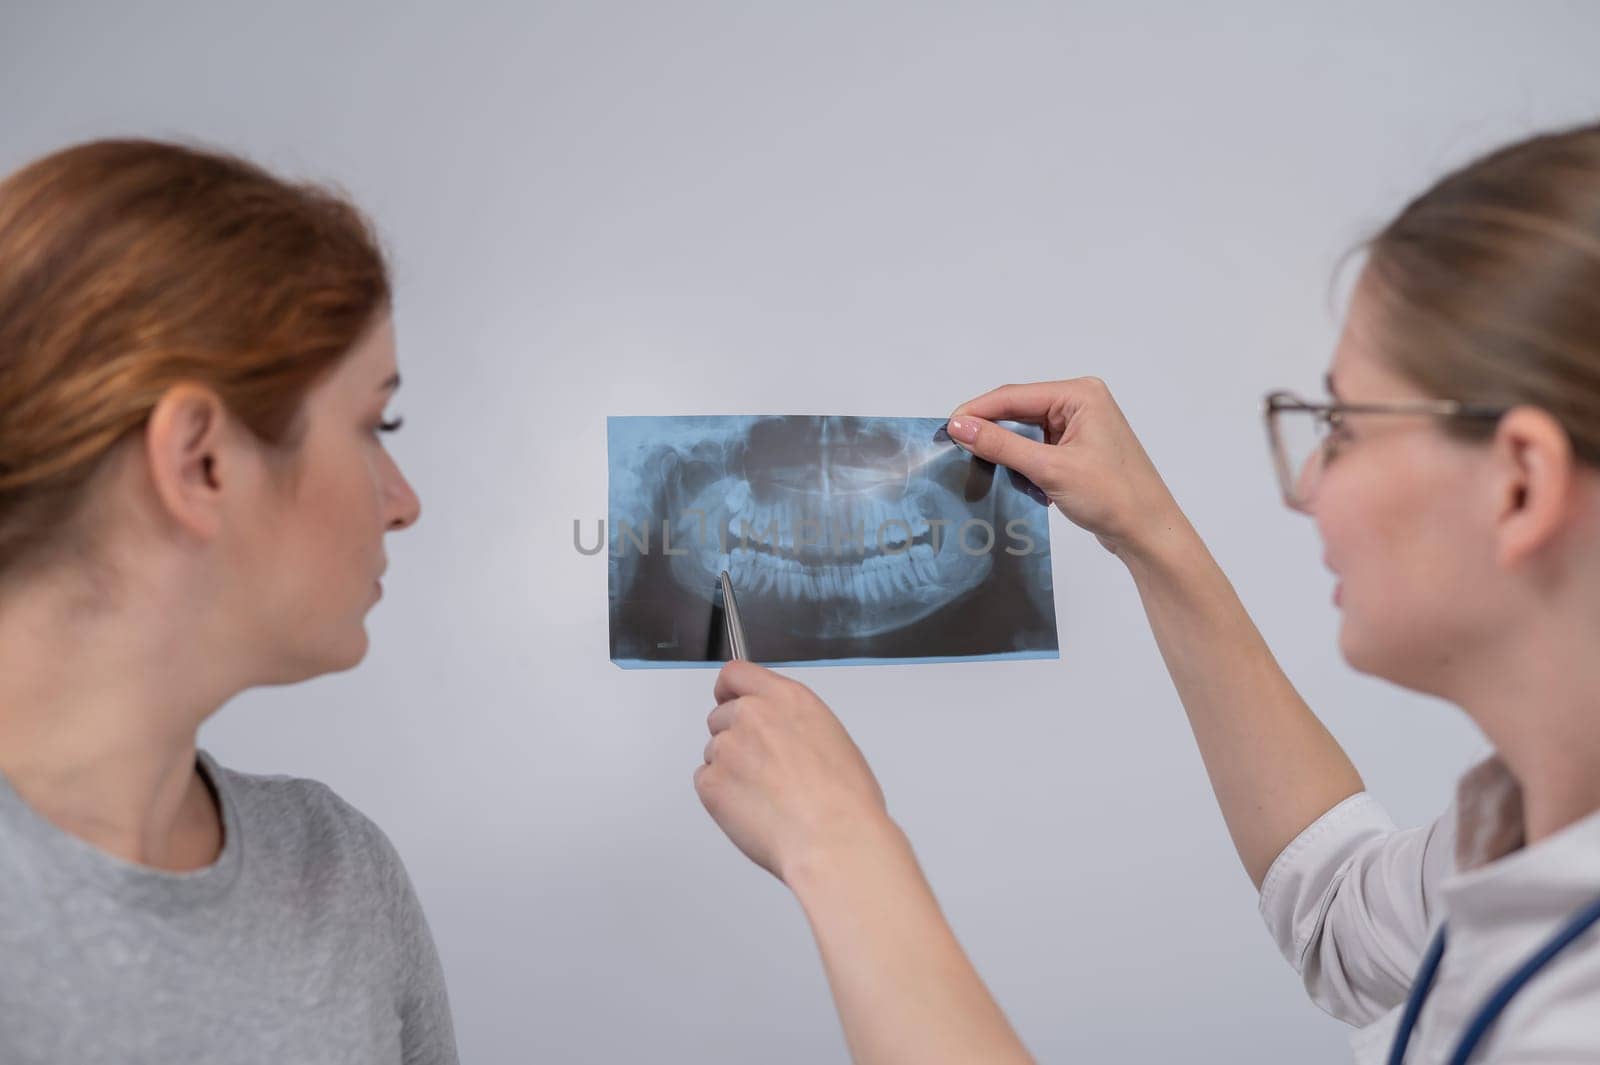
[1492,405,1577,570]
[143,383,231,541]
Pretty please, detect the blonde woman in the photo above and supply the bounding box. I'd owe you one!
[697,121,1600,1064]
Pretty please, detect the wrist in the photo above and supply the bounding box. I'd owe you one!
[782,811,914,903]
[1115,505,1202,578]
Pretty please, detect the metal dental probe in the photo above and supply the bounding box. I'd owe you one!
[717,569,749,661]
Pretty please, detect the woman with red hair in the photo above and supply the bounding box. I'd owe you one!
[0,140,448,1063]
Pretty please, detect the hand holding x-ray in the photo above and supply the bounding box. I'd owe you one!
[947,377,1187,561]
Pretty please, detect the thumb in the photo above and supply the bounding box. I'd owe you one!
[945,415,1057,486]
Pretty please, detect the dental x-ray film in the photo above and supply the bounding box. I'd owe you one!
[607,415,1059,667]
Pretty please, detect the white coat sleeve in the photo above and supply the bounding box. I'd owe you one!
[1256,791,1457,1026]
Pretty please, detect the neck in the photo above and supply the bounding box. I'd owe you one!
[1509,736,1600,845]
[1449,609,1600,845]
[0,563,236,871]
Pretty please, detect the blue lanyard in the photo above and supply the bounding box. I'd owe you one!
[1387,890,1600,1065]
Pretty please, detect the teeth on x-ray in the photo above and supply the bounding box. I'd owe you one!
[663,417,993,637]
[608,414,1059,667]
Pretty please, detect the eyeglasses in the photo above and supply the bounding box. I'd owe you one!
[1261,389,1509,510]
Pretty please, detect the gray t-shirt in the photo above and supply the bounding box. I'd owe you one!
[0,749,459,1064]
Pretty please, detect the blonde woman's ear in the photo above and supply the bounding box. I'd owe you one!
[1490,405,1577,569]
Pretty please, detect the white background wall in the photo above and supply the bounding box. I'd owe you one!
[4,2,1597,1061]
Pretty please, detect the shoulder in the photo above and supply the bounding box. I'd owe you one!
[202,751,411,897]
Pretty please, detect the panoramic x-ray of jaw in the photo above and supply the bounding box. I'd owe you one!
[607,415,1059,667]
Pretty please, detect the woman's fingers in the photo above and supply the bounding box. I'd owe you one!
[946,376,1181,558]
[696,665,890,884]
[707,696,741,735]
[944,414,1059,489]
[713,658,783,704]
[948,377,1104,427]
[944,378,1113,496]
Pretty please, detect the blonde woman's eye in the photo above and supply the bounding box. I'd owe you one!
[377,415,404,434]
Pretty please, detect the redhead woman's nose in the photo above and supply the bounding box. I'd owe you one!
[386,469,422,531]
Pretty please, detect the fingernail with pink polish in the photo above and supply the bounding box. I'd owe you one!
[946,417,978,443]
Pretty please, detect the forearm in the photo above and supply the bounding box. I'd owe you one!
[1118,512,1364,888]
[785,818,1034,1065]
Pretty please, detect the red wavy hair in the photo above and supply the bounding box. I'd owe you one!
[0,138,390,580]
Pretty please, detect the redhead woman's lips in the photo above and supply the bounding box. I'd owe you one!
[1333,581,1342,606]
[374,579,383,599]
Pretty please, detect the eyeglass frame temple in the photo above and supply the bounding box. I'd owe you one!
[1259,389,1510,506]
